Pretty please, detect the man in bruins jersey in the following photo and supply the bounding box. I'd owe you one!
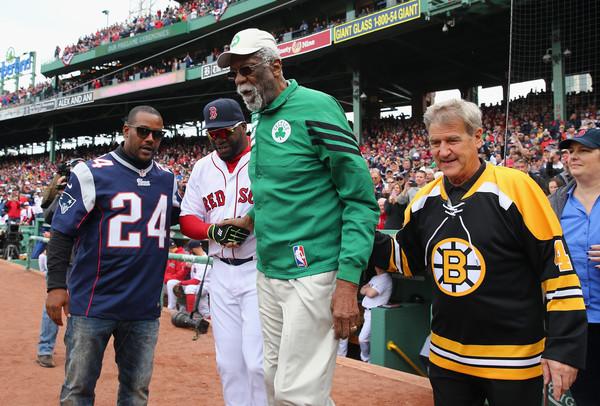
[396,99,587,405]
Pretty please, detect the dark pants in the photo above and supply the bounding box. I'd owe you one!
[60,316,159,406]
[429,363,543,406]
[571,323,600,406]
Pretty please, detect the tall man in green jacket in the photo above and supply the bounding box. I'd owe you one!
[218,28,379,405]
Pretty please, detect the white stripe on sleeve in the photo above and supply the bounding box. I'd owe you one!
[72,163,96,213]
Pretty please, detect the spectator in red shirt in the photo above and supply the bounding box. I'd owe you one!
[164,240,187,283]
[5,192,22,222]
[164,240,189,311]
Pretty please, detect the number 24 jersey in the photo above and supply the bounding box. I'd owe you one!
[52,152,180,320]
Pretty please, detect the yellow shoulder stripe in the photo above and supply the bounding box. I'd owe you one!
[403,178,443,227]
[463,165,562,241]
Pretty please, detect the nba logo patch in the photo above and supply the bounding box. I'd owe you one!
[293,245,308,268]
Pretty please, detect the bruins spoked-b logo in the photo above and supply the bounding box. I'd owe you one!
[431,238,486,297]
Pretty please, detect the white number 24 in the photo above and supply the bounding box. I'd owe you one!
[108,193,168,248]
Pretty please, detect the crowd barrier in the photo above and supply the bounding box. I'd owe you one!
[25,235,212,270]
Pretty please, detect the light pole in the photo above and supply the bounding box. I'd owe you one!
[102,9,110,27]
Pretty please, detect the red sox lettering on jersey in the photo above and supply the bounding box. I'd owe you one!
[202,188,253,211]
[203,190,226,211]
[180,151,256,259]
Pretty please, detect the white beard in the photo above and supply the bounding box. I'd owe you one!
[237,84,264,112]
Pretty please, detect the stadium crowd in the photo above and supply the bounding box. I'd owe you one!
[54,1,237,61]
[51,0,382,62]
[0,136,211,224]
[1,91,598,228]
[0,82,55,109]
[1,0,388,110]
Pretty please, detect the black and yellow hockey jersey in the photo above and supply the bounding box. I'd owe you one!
[396,163,587,380]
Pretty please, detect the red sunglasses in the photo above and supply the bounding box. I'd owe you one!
[207,122,244,140]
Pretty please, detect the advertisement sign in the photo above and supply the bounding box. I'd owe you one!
[278,29,332,59]
[333,0,420,44]
[200,62,229,80]
[0,98,56,121]
[56,92,94,109]
[0,106,25,121]
[23,99,57,115]
[199,30,332,81]
[95,70,186,99]
[107,26,176,53]
[0,48,33,81]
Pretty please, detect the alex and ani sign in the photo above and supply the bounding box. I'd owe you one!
[56,92,94,109]
[0,91,95,121]
[333,0,421,44]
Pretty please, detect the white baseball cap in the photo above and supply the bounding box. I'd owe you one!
[217,28,279,68]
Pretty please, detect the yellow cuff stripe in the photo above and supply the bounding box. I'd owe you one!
[542,274,582,293]
[547,297,586,312]
[401,249,412,277]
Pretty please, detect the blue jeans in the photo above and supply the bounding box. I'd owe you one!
[38,305,59,355]
[60,316,159,406]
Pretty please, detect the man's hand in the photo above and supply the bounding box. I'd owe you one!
[541,358,578,401]
[218,216,254,248]
[589,244,600,268]
[331,279,360,339]
[46,289,70,326]
[219,215,254,232]
[42,175,66,208]
[172,283,185,299]
[208,224,250,246]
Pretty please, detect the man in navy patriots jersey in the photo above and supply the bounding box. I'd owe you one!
[45,105,180,405]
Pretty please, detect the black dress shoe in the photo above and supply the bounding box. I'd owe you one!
[36,354,55,368]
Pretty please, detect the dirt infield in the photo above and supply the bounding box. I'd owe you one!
[0,260,433,405]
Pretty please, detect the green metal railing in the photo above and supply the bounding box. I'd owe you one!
[25,236,212,270]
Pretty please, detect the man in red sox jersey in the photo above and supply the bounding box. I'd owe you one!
[180,98,266,406]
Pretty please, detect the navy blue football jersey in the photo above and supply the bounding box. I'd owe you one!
[52,151,180,320]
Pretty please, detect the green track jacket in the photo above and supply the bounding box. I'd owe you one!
[248,79,378,284]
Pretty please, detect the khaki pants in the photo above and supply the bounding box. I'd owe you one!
[257,271,338,406]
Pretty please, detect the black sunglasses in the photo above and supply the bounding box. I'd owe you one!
[128,125,166,139]
[227,61,267,81]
